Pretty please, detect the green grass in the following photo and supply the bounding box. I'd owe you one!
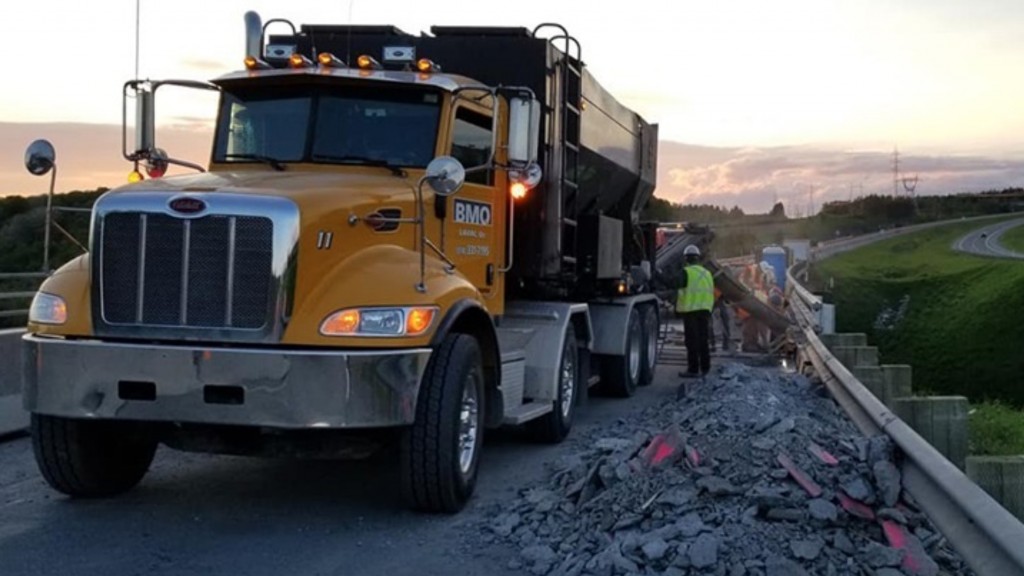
[999,222,1024,254]
[971,401,1024,455]
[815,216,1024,408]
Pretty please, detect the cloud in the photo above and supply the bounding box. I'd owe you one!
[3,121,1023,216]
[180,58,232,72]
[0,122,212,196]
[654,142,1024,214]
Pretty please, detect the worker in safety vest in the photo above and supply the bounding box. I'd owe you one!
[676,245,715,378]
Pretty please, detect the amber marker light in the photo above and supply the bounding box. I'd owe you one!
[289,54,313,68]
[406,307,436,336]
[244,56,271,70]
[317,52,346,67]
[357,54,381,70]
[128,170,144,183]
[416,58,439,73]
[320,309,360,335]
[510,182,528,200]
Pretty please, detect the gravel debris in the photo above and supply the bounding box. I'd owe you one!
[477,361,974,575]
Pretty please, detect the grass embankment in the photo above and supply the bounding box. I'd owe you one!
[814,218,1024,455]
[998,222,1024,254]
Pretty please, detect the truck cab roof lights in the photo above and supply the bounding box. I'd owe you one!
[244,56,273,70]
[416,58,440,73]
[357,54,383,70]
[317,52,347,68]
[289,54,315,69]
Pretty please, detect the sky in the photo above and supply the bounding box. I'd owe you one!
[3,0,1024,213]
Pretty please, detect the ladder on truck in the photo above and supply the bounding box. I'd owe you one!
[533,24,583,282]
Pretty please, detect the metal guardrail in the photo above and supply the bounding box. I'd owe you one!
[787,234,1024,575]
[0,272,48,320]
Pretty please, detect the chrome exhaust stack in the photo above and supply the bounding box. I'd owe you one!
[244,11,262,59]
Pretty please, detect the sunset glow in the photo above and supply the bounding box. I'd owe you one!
[4,0,1023,211]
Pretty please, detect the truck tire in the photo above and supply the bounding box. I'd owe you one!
[640,305,659,387]
[400,333,484,513]
[31,414,157,498]
[530,325,578,443]
[603,307,643,398]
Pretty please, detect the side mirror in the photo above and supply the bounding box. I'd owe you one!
[134,84,156,156]
[508,96,540,166]
[25,139,56,176]
[424,156,466,197]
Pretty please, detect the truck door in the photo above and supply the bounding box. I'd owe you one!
[445,104,502,302]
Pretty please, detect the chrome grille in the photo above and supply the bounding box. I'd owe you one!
[100,212,273,329]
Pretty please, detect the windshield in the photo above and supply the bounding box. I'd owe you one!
[213,84,442,168]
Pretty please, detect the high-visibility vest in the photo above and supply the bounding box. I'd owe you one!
[676,265,715,312]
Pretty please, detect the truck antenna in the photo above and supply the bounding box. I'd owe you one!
[134,0,140,79]
[346,0,355,66]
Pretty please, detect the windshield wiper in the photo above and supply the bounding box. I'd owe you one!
[311,154,407,177]
[222,153,287,172]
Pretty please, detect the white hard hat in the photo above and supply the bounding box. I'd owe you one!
[684,244,701,256]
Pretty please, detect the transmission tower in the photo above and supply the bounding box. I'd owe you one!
[902,174,919,212]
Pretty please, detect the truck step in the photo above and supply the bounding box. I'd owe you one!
[503,401,553,425]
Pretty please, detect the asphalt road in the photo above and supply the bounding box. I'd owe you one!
[0,362,689,576]
[953,217,1024,259]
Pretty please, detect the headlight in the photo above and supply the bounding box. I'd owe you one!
[29,292,67,325]
[320,306,437,337]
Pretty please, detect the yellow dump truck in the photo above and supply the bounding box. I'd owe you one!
[22,12,659,512]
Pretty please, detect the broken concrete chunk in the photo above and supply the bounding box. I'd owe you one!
[790,537,824,560]
[677,512,707,537]
[688,533,719,569]
[840,476,875,504]
[697,475,738,496]
[832,531,856,555]
[872,460,902,508]
[521,544,558,565]
[808,498,838,522]
[641,538,670,561]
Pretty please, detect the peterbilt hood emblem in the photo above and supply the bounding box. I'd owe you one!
[168,196,207,215]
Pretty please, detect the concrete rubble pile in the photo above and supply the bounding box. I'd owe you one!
[480,361,973,576]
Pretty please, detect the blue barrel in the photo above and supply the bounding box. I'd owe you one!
[761,246,788,290]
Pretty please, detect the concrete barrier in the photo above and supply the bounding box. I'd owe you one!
[0,328,26,436]
[894,396,970,470]
[967,456,1024,523]
[820,332,867,348]
[832,345,879,368]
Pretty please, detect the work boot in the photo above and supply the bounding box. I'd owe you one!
[678,371,700,379]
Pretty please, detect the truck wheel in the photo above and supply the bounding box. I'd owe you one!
[640,305,660,387]
[530,325,578,443]
[31,414,157,497]
[400,333,484,513]
[604,307,643,398]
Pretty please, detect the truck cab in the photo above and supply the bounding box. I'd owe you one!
[22,12,660,513]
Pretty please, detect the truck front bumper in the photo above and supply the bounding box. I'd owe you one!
[23,335,431,429]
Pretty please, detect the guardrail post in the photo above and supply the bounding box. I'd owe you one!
[820,333,867,348]
[966,456,1024,522]
[832,345,878,368]
[894,396,969,470]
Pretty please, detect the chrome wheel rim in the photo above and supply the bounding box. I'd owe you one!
[458,375,480,475]
[559,346,576,418]
[646,317,658,370]
[629,322,642,382]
